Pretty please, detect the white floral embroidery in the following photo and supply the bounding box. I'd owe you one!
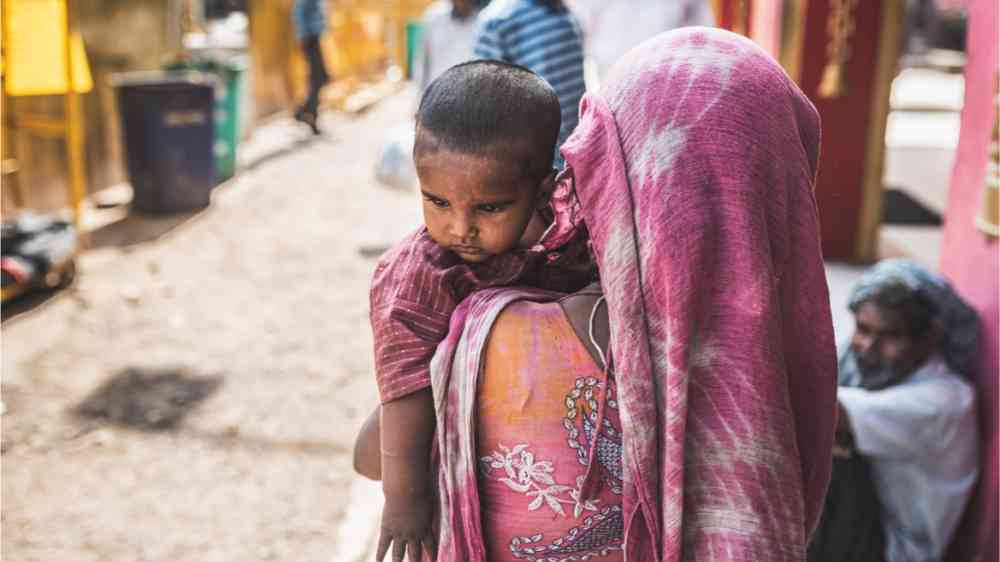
[480,443,600,518]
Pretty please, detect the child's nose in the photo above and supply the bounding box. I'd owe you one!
[449,214,477,240]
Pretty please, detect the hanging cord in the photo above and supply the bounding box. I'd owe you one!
[579,296,611,501]
[589,296,609,371]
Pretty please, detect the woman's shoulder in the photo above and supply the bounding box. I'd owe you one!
[488,290,608,370]
[493,299,566,333]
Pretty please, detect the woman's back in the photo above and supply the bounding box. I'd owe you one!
[478,298,623,561]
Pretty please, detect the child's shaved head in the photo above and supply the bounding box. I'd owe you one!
[414,60,562,178]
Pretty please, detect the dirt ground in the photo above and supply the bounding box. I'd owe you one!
[2,90,423,562]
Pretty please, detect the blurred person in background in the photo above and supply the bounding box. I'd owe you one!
[474,0,586,167]
[293,0,329,134]
[573,0,715,86]
[809,260,980,562]
[412,0,483,95]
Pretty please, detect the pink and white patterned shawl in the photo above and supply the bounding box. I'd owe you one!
[432,28,838,562]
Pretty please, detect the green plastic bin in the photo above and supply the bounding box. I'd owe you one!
[405,21,424,80]
[165,56,247,182]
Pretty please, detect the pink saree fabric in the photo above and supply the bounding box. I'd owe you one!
[561,28,837,560]
[433,28,837,562]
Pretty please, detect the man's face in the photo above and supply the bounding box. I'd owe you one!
[850,301,927,390]
[452,0,475,18]
[415,148,550,264]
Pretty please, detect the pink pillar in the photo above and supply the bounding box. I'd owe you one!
[749,0,781,59]
[940,1,999,561]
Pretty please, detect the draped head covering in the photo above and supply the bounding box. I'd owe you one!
[432,28,838,562]
[841,258,980,383]
[559,28,837,560]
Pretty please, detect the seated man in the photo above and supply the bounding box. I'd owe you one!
[810,260,980,562]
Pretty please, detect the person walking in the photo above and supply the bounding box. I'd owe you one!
[293,0,329,134]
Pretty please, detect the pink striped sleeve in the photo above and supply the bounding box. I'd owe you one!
[369,226,593,403]
[370,229,457,403]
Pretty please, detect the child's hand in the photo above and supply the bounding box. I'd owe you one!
[376,492,436,562]
[378,389,437,561]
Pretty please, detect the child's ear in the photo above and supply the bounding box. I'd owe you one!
[535,169,557,208]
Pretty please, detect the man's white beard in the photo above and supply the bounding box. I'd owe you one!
[857,360,910,390]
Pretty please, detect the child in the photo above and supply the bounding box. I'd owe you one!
[370,61,591,562]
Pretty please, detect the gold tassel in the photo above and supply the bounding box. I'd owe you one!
[819,0,858,99]
[818,63,847,98]
[976,82,999,238]
[976,175,999,237]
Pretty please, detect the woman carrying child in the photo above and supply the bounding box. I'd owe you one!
[362,28,839,562]
[429,28,839,561]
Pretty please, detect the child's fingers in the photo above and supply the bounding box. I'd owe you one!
[392,537,406,562]
[406,540,422,562]
[423,534,438,562]
[375,531,391,562]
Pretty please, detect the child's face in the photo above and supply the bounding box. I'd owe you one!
[416,148,552,263]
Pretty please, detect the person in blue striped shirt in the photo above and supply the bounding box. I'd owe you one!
[474,0,586,167]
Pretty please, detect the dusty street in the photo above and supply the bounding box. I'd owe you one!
[2,91,422,561]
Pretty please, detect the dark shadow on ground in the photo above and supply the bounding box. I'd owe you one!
[87,209,203,250]
[357,244,390,259]
[883,187,943,226]
[238,131,335,175]
[73,367,223,431]
[68,365,348,456]
[1,286,66,323]
[181,427,351,457]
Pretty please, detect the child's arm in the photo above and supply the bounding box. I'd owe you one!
[376,388,437,562]
[353,406,382,480]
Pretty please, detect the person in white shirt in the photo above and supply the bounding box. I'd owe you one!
[810,260,980,562]
[412,0,481,95]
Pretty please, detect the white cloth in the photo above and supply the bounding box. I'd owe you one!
[412,1,479,94]
[839,356,979,562]
[572,0,715,83]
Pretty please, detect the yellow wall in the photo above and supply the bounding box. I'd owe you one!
[3,0,180,216]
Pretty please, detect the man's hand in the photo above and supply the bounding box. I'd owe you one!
[833,401,854,457]
[376,491,436,562]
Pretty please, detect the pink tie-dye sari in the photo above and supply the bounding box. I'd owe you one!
[432,28,838,561]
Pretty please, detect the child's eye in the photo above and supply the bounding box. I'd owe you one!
[424,195,449,208]
[477,204,508,214]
